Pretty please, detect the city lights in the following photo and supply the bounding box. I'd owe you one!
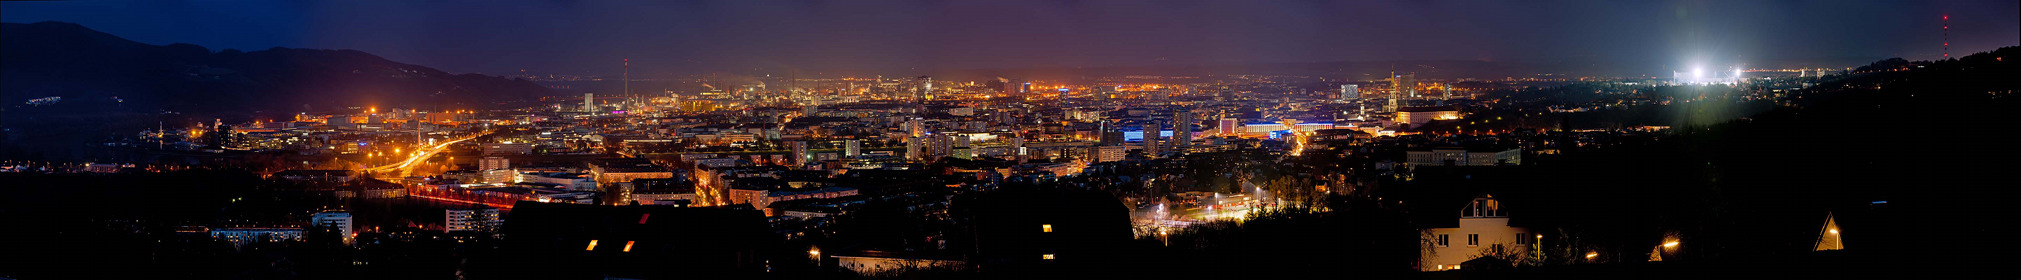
[4,2,2007,278]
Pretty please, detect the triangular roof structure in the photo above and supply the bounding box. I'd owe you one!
[1815,212,1844,251]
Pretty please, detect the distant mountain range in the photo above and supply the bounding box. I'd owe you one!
[0,21,552,113]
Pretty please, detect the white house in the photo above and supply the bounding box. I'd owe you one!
[1421,194,1535,271]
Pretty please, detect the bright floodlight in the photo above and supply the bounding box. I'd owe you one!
[1692,67,1705,80]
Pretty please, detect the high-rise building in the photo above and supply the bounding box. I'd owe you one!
[311,211,353,245]
[1174,109,1193,154]
[906,136,924,161]
[1141,121,1161,157]
[930,134,955,160]
[584,93,596,113]
[790,141,809,166]
[999,77,1016,94]
[1442,83,1452,100]
[1387,71,1413,112]
[907,118,925,138]
[1341,84,1359,101]
[1099,120,1123,145]
[844,139,862,157]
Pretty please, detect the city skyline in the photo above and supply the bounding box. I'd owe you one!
[1,1,2014,279]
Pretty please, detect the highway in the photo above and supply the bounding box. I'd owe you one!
[364,131,488,177]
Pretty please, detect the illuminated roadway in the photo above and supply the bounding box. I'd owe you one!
[365,131,489,177]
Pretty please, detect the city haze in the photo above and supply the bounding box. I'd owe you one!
[4,0,2014,77]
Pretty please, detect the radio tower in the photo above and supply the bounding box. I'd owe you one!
[623,59,630,104]
[1941,15,1950,59]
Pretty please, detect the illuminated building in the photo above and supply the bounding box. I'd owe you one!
[1340,84,1359,101]
[1394,106,1460,129]
[480,156,510,171]
[790,141,810,166]
[1219,118,1239,136]
[445,207,501,232]
[311,211,354,244]
[584,93,595,113]
[844,139,862,157]
[206,227,305,246]
[1173,108,1192,154]
[1406,147,1522,166]
[906,136,924,161]
[1140,120,1160,156]
[1421,194,1533,271]
[589,158,674,186]
[1092,145,1127,162]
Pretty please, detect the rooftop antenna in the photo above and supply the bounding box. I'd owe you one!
[1942,15,1950,59]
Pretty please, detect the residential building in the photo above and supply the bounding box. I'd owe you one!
[1406,147,1522,167]
[1421,194,1533,271]
[311,211,354,245]
[446,207,503,233]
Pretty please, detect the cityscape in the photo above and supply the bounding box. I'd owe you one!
[1,1,2016,279]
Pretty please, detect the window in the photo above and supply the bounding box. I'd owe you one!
[1462,198,1504,218]
[1041,254,1055,260]
[1042,224,1053,233]
[1516,233,1531,245]
[622,241,635,252]
[1467,234,1479,247]
[1436,234,1449,247]
[585,240,599,251]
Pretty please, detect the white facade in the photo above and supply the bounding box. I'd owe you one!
[311,211,353,245]
[1422,195,1533,271]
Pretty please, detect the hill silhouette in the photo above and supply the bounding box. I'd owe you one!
[0,21,552,112]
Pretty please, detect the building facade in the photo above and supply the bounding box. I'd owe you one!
[1422,195,1533,271]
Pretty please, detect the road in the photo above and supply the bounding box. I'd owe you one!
[364,131,488,177]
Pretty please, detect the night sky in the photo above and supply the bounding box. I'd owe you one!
[3,0,2015,76]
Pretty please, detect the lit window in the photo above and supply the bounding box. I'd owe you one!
[1042,224,1053,233]
[586,240,599,251]
[1041,254,1055,260]
[623,241,635,252]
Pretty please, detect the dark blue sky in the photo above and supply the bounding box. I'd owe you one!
[4,0,2015,76]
